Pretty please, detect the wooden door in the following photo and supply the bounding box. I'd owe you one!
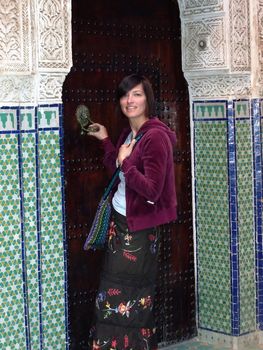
[63,1,196,348]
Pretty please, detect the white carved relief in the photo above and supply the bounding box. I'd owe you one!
[257,75,263,97]
[39,74,65,102]
[0,76,34,103]
[183,17,227,71]
[185,74,251,98]
[230,0,250,71]
[177,0,223,16]
[0,0,31,73]
[184,0,219,5]
[38,0,72,71]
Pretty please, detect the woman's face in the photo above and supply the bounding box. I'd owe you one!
[119,83,148,121]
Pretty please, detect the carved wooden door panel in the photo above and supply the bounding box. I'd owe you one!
[63,1,196,348]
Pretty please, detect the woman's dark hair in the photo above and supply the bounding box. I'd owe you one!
[115,74,155,118]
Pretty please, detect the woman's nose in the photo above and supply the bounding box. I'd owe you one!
[127,94,133,103]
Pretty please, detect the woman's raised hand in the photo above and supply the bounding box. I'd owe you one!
[117,139,137,166]
[88,123,108,140]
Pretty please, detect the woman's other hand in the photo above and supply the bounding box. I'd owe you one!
[117,139,136,166]
[88,123,108,140]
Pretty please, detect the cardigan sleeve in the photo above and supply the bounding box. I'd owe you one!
[101,137,118,175]
[121,130,170,202]
[101,129,130,175]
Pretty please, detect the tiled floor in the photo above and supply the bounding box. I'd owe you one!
[161,338,263,350]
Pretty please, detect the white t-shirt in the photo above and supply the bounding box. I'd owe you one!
[112,132,133,216]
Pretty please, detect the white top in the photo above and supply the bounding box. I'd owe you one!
[112,132,133,216]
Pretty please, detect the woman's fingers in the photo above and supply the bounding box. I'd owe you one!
[129,138,137,148]
[88,123,108,140]
[117,139,137,165]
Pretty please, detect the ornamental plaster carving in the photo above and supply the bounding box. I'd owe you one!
[0,0,72,103]
[256,75,263,97]
[39,73,65,102]
[230,0,250,71]
[0,0,32,73]
[183,17,227,71]
[0,76,35,103]
[179,0,254,98]
[185,74,251,99]
[176,0,223,16]
[38,0,72,71]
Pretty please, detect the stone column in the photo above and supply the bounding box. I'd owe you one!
[178,0,263,347]
[0,1,72,349]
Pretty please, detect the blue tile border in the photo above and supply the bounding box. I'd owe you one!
[193,100,227,120]
[227,100,240,336]
[0,104,61,132]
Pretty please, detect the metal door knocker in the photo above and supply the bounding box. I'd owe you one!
[76,104,99,134]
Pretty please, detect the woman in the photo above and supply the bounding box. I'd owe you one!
[89,74,177,350]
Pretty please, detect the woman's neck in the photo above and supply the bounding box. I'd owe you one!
[129,116,149,136]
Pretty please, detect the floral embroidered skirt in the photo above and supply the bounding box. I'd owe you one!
[92,209,159,350]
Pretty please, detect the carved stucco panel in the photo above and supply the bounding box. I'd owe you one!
[184,0,220,6]
[230,0,251,71]
[177,0,224,16]
[183,17,227,71]
[0,0,32,73]
[39,73,65,102]
[38,0,72,71]
[0,76,35,103]
[186,74,251,98]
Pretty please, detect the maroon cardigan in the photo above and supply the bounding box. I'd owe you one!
[101,118,177,232]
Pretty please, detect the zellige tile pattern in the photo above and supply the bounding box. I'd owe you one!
[0,133,27,349]
[195,115,231,334]
[21,132,40,348]
[235,117,256,334]
[38,128,67,349]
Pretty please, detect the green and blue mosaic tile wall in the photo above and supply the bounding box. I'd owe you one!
[1,98,262,348]
[194,102,231,334]
[0,105,68,349]
[193,99,261,337]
